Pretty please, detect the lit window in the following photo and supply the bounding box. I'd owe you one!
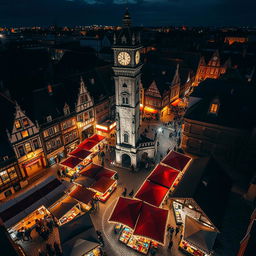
[0,171,10,184]
[15,120,21,129]
[21,130,29,138]
[43,130,49,138]
[209,103,219,114]
[23,118,29,127]
[25,143,32,153]
[8,167,17,180]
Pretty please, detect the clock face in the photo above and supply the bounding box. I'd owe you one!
[117,52,131,66]
[135,50,140,64]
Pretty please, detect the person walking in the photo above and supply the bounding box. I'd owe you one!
[168,240,173,249]
[175,226,180,235]
[122,187,127,197]
[24,227,32,240]
[129,189,134,197]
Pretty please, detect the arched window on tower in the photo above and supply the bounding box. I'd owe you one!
[123,83,127,88]
[124,132,129,143]
[121,92,129,105]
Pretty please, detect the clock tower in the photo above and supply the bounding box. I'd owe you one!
[113,9,142,168]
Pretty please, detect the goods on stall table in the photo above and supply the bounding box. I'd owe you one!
[84,247,101,256]
[127,236,150,255]
[173,201,183,225]
[59,207,80,225]
[179,241,205,256]
[119,227,132,244]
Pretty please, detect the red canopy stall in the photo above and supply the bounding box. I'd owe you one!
[162,150,192,171]
[108,197,169,254]
[108,197,143,229]
[148,164,179,189]
[60,156,85,178]
[81,164,116,180]
[90,177,117,202]
[135,180,169,207]
[78,134,105,152]
[69,185,96,211]
[133,202,169,245]
[69,148,91,160]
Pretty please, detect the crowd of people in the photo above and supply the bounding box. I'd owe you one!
[38,242,62,256]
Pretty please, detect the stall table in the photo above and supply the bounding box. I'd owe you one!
[49,196,82,226]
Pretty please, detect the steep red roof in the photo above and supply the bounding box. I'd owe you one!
[134,202,169,245]
[135,180,169,207]
[90,177,116,194]
[69,186,96,205]
[162,150,191,171]
[69,148,91,159]
[148,164,179,188]
[108,197,143,229]
[61,156,83,169]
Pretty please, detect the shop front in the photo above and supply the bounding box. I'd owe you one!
[21,154,46,177]
[47,147,65,166]
[49,195,82,226]
[81,124,94,140]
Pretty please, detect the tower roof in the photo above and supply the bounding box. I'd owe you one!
[122,8,132,28]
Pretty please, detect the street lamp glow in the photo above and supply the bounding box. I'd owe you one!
[158,127,163,133]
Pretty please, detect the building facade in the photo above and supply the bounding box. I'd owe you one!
[194,50,230,86]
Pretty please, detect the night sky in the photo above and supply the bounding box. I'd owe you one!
[0,0,255,27]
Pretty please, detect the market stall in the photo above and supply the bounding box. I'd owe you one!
[135,180,169,207]
[89,176,117,202]
[0,177,72,240]
[179,216,217,256]
[148,164,179,190]
[69,148,92,167]
[49,195,82,226]
[60,156,83,178]
[109,197,168,255]
[9,205,51,239]
[59,213,102,256]
[69,185,96,211]
[78,134,105,153]
[80,164,116,180]
[161,150,192,172]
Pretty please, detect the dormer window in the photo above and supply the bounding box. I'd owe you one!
[47,115,52,122]
[23,118,29,127]
[209,103,219,114]
[63,104,70,116]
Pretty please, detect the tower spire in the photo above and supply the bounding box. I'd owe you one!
[122,8,132,28]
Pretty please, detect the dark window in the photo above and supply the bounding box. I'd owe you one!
[123,83,127,87]
[33,139,39,149]
[124,133,129,143]
[17,145,25,157]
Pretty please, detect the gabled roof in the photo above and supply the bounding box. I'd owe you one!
[172,157,232,229]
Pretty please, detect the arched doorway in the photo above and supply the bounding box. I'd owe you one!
[122,154,131,168]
